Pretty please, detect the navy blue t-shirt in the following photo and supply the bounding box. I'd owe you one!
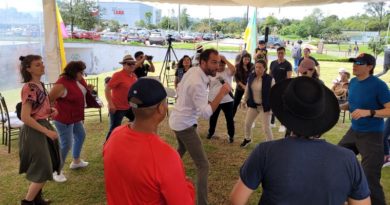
[240,137,370,205]
[348,75,390,132]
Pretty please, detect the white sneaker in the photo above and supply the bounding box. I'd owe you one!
[278,125,286,133]
[270,123,276,128]
[53,171,67,182]
[69,159,89,169]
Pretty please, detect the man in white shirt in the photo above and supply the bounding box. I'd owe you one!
[169,48,231,205]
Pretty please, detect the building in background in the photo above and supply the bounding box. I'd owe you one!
[99,1,161,27]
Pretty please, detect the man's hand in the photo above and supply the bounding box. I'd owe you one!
[108,103,117,114]
[351,109,370,120]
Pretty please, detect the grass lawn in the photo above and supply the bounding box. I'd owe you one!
[1,61,390,204]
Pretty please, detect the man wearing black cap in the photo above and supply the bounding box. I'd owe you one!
[230,77,370,205]
[339,53,390,205]
[169,48,231,205]
[103,78,195,205]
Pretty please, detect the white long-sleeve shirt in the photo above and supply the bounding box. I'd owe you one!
[169,67,213,131]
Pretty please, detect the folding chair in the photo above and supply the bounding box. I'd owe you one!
[0,93,23,153]
[84,77,103,122]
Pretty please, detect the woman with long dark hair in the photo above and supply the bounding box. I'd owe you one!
[233,53,253,117]
[175,55,192,88]
[240,60,274,147]
[19,55,59,205]
[49,61,100,182]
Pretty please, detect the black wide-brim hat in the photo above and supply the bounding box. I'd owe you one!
[270,77,340,137]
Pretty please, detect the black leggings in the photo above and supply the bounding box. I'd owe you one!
[233,88,245,118]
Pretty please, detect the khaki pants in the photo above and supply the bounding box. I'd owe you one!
[244,106,273,141]
[174,125,209,205]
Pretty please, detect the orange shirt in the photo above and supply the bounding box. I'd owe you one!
[107,69,137,110]
[103,125,195,205]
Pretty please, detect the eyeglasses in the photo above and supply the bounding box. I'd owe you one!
[354,61,366,66]
[125,62,136,66]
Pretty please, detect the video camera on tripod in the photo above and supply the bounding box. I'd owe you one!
[159,34,179,86]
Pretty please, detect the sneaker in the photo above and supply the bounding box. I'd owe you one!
[240,139,252,147]
[228,137,234,144]
[53,171,67,183]
[206,133,213,139]
[69,159,89,169]
[278,125,286,133]
[270,123,276,128]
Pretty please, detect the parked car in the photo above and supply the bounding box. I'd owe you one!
[148,32,166,45]
[259,35,286,48]
[100,32,121,41]
[203,33,214,41]
[181,34,196,43]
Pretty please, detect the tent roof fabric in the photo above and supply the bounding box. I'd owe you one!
[141,0,380,7]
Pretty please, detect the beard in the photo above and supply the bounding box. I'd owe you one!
[205,67,217,77]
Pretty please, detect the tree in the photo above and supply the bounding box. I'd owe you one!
[135,20,146,28]
[368,37,386,58]
[179,8,190,30]
[99,19,120,32]
[364,2,388,32]
[144,11,153,29]
[58,0,101,33]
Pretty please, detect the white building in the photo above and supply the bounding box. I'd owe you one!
[99,1,161,27]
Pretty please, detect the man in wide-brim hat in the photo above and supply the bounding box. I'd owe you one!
[230,77,370,205]
[104,54,138,140]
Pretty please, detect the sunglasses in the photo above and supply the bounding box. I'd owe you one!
[124,62,136,66]
[353,61,366,66]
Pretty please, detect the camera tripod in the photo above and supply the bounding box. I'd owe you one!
[159,36,179,87]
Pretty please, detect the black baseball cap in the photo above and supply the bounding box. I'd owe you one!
[128,78,174,108]
[348,53,376,68]
[258,40,266,44]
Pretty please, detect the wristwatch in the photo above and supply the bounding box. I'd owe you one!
[370,110,376,118]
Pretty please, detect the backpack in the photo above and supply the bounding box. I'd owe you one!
[291,46,301,59]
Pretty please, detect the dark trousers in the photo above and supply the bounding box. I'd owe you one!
[233,88,245,117]
[105,108,134,141]
[338,128,386,205]
[175,125,209,205]
[208,101,235,138]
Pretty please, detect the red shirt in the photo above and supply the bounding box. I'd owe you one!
[107,69,137,110]
[103,125,195,205]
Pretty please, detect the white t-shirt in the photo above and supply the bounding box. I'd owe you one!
[208,68,233,103]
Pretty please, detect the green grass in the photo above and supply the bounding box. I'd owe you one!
[1,61,390,204]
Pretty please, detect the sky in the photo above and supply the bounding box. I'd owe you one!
[0,0,369,20]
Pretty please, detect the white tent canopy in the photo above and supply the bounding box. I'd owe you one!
[41,0,380,82]
[139,0,380,7]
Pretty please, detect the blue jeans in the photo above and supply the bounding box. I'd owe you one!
[105,109,134,141]
[293,58,300,74]
[53,120,86,169]
[383,118,390,155]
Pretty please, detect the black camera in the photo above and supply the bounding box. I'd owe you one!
[146,55,153,61]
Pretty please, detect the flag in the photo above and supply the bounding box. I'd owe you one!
[243,9,257,57]
[56,4,67,70]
